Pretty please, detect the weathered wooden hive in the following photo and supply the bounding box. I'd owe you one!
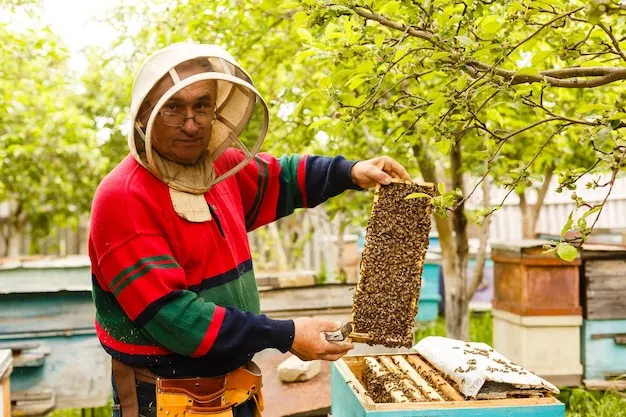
[0,257,112,416]
[579,244,626,383]
[331,337,565,417]
[352,181,435,347]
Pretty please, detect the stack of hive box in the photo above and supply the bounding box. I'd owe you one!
[579,244,626,385]
[491,240,583,386]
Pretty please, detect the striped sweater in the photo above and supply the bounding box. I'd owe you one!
[89,149,360,377]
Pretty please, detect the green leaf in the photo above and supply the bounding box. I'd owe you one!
[294,89,322,116]
[455,35,474,47]
[582,206,602,219]
[296,28,313,43]
[436,138,451,154]
[345,74,368,90]
[607,112,626,121]
[557,243,578,262]
[508,1,524,14]
[404,193,432,200]
[427,96,447,116]
[487,108,504,126]
[437,182,447,195]
[456,74,468,91]
[380,1,401,15]
[279,1,301,10]
[561,212,574,238]
[516,67,539,76]
[374,34,385,48]
[480,16,502,36]
[431,51,452,60]
[532,51,553,66]
[293,11,309,26]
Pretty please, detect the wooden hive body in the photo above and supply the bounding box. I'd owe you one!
[352,181,435,347]
[580,246,626,320]
[331,354,565,417]
[491,241,581,317]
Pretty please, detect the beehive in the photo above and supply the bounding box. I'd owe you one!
[0,350,12,417]
[331,353,565,417]
[352,181,435,347]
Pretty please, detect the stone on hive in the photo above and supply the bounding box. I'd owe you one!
[277,355,321,383]
[352,181,435,348]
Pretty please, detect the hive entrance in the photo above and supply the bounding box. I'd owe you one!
[352,181,435,347]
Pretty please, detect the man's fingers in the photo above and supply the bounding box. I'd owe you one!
[317,320,343,332]
[384,158,411,181]
[368,165,392,185]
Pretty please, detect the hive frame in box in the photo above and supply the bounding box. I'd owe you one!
[331,354,565,416]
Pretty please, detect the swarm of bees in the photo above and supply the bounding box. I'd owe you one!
[352,181,435,347]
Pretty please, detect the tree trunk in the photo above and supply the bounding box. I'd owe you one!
[448,139,470,340]
[518,190,533,239]
[518,167,553,239]
[468,173,491,299]
[335,212,347,283]
[411,141,469,340]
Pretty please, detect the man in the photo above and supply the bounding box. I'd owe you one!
[89,43,411,417]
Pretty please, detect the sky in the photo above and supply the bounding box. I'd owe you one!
[41,0,121,70]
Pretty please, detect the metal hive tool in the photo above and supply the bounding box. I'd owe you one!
[350,180,435,348]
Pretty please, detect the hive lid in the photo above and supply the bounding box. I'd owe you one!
[491,239,551,252]
[412,336,560,398]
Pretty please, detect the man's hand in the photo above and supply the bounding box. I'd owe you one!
[351,156,411,189]
[290,318,354,361]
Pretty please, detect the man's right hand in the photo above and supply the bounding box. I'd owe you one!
[289,317,354,361]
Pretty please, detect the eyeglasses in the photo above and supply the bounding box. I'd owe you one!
[158,110,214,128]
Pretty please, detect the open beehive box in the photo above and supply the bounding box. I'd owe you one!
[331,337,565,417]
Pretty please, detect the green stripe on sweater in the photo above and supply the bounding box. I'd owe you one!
[93,282,160,346]
[198,269,260,314]
[143,294,216,356]
[246,157,269,229]
[94,268,260,351]
[110,255,176,289]
[113,261,179,296]
[276,155,303,218]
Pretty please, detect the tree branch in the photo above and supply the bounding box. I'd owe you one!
[348,5,626,88]
[598,22,626,63]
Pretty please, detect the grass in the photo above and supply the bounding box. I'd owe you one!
[49,312,625,417]
[415,311,493,345]
[558,388,626,417]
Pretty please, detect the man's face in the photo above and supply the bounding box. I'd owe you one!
[139,64,218,165]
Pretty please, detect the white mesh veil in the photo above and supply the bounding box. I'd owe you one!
[128,42,269,194]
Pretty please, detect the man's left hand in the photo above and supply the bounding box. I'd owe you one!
[351,156,411,189]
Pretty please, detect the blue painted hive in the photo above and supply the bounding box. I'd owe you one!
[0,257,111,415]
[331,351,565,417]
[415,257,441,322]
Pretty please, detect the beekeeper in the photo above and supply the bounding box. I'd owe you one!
[88,42,411,417]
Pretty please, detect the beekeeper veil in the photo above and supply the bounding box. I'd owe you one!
[128,42,269,222]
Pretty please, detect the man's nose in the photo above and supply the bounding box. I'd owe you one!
[180,108,199,135]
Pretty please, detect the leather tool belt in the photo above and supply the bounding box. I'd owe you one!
[112,359,264,417]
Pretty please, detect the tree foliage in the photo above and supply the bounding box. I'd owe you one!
[0,4,105,255]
